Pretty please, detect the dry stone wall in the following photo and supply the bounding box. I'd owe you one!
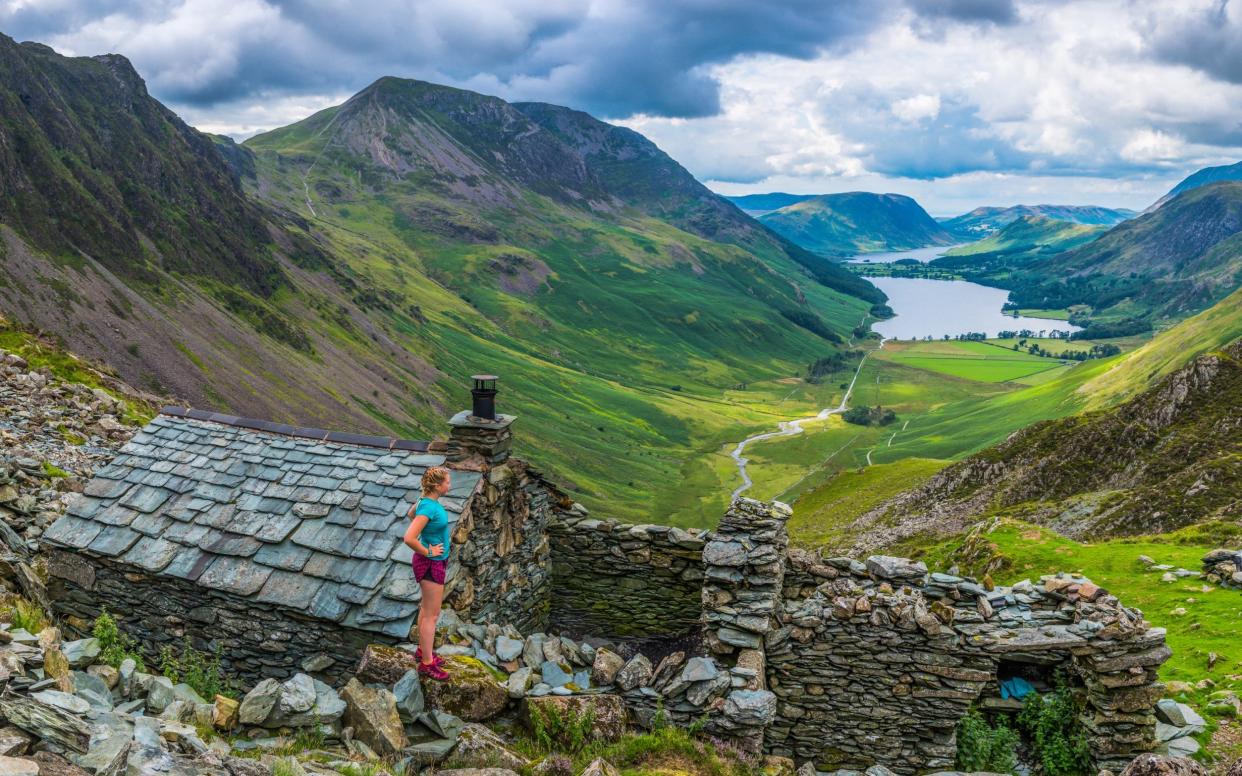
[767,550,1170,774]
[47,548,382,686]
[447,459,555,632]
[546,512,707,638]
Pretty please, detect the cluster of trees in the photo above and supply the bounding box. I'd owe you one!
[997,329,1073,340]
[1068,317,1152,340]
[1008,342,1127,360]
[806,350,863,383]
[780,308,843,343]
[843,405,897,427]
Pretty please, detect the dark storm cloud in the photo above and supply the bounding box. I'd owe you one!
[1143,1,1242,85]
[0,1,900,119]
[907,0,1018,25]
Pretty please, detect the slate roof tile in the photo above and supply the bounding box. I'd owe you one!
[121,537,182,572]
[163,547,214,581]
[202,532,262,557]
[41,413,473,638]
[87,526,141,556]
[254,570,323,609]
[130,513,174,537]
[42,516,103,548]
[94,505,139,527]
[253,543,313,571]
[197,556,272,595]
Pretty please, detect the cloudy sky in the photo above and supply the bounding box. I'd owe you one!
[5,0,1242,214]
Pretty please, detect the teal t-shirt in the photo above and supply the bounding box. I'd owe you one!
[415,497,450,561]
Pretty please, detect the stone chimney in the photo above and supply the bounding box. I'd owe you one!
[445,375,515,466]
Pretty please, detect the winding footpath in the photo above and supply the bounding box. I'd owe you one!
[729,338,885,499]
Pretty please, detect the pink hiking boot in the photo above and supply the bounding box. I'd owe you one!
[418,660,449,681]
[414,647,444,667]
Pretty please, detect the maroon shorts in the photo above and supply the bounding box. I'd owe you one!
[411,554,447,585]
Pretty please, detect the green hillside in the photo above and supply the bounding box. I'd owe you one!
[0,43,882,523]
[942,215,1107,260]
[756,192,954,257]
[939,204,1135,240]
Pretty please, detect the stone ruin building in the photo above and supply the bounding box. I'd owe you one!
[44,383,1172,774]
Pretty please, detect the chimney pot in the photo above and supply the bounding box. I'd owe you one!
[471,374,499,421]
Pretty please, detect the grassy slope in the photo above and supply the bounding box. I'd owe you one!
[945,216,1107,258]
[1078,285,1242,410]
[241,87,872,524]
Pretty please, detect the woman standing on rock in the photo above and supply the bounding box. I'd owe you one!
[404,466,452,681]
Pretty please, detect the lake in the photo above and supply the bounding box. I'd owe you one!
[868,276,1080,339]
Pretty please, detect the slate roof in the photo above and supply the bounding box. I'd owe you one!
[43,409,482,638]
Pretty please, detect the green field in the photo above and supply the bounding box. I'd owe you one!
[885,339,1072,383]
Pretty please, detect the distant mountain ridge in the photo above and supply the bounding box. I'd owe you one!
[939,204,1136,240]
[1151,160,1242,210]
[726,193,817,215]
[752,192,954,257]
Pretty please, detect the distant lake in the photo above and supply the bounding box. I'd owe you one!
[869,277,1081,340]
[846,244,964,264]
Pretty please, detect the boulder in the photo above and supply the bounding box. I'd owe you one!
[394,669,425,721]
[724,690,777,727]
[614,655,652,691]
[523,695,626,742]
[507,667,533,699]
[866,556,928,582]
[0,727,31,757]
[591,649,625,687]
[86,665,118,690]
[42,648,73,693]
[540,660,573,689]
[263,676,344,727]
[60,639,100,669]
[212,695,238,730]
[0,757,38,776]
[579,759,621,776]
[0,693,90,754]
[444,723,529,770]
[355,643,420,685]
[423,656,509,721]
[1120,754,1208,776]
[237,678,281,726]
[494,636,524,663]
[31,752,92,776]
[340,677,407,756]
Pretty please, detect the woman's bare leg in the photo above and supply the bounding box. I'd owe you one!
[417,579,444,663]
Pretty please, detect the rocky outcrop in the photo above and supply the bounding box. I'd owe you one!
[422,656,509,721]
[1202,549,1242,590]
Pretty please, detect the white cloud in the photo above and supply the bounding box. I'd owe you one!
[891,93,940,122]
[7,0,1242,212]
[1120,129,1186,164]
